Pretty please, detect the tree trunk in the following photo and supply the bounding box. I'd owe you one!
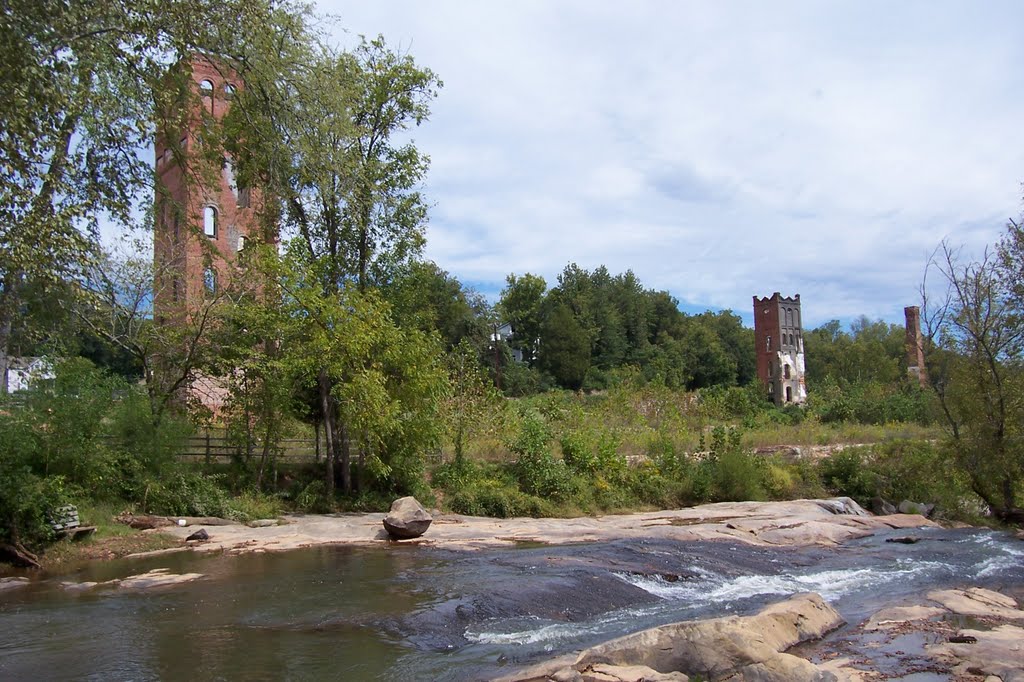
[318,369,335,495]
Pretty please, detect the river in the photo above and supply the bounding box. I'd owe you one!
[1,526,1021,680]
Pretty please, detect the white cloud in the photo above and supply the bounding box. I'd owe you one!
[320,0,1024,327]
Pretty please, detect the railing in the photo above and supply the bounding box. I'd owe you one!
[178,429,324,463]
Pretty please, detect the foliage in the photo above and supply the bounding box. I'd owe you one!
[498,273,547,363]
[0,0,311,390]
[924,226,1024,523]
[509,410,574,499]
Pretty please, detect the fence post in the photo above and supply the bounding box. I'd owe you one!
[205,429,211,465]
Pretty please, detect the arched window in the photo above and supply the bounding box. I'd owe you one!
[224,83,237,97]
[784,364,791,379]
[785,386,793,402]
[203,206,217,237]
[203,268,217,294]
[237,235,246,252]
[766,335,772,351]
[199,79,214,94]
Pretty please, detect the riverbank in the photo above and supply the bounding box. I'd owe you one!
[141,497,937,558]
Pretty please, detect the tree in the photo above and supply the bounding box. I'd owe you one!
[539,303,590,390]
[384,260,489,351]
[442,339,499,467]
[0,0,310,391]
[923,230,1024,523]
[73,245,234,427]
[231,40,441,494]
[498,273,547,363]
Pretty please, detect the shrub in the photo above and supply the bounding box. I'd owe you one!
[510,411,574,499]
[817,448,880,503]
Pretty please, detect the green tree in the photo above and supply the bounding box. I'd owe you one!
[539,303,590,390]
[498,273,547,363]
[443,339,499,467]
[233,39,441,495]
[0,0,308,391]
[925,232,1024,523]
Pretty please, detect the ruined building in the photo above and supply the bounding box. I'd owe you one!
[153,55,264,323]
[753,293,807,406]
[904,305,928,388]
[153,55,269,412]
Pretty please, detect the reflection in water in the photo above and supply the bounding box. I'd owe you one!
[0,527,1022,681]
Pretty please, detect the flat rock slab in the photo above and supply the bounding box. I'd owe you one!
[0,577,30,593]
[149,498,937,558]
[928,587,1024,620]
[502,593,843,681]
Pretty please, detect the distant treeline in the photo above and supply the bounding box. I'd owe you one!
[379,260,914,396]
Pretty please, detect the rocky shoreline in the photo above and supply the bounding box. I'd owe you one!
[141,497,935,558]
[6,498,1022,680]
[495,586,1024,682]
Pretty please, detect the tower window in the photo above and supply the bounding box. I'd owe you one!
[785,386,793,402]
[204,268,217,294]
[784,364,791,379]
[203,206,218,237]
[766,335,771,352]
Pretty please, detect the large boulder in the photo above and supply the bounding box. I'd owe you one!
[576,593,844,679]
[383,496,432,539]
[898,500,935,517]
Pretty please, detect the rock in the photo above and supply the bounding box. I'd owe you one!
[248,519,277,528]
[927,587,1024,620]
[886,536,920,544]
[863,605,945,631]
[185,528,210,542]
[579,664,688,681]
[898,500,935,517]
[383,496,432,539]
[117,568,204,590]
[816,497,870,516]
[736,651,838,681]
[930,623,1024,680]
[871,497,897,516]
[0,576,30,593]
[576,593,844,678]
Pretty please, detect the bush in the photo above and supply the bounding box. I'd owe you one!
[510,410,574,499]
[817,448,879,503]
[142,470,231,517]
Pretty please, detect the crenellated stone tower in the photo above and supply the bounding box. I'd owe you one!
[753,293,807,406]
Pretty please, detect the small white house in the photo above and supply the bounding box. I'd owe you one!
[492,322,525,364]
[3,356,54,393]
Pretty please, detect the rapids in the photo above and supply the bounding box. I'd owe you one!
[0,526,1021,680]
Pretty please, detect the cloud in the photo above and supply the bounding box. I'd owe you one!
[319,1,1024,328]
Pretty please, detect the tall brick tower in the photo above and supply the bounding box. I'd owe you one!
[753,293,807,405]
[153,54,262,323]
[904,306,928,388]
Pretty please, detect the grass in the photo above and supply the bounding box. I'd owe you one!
[31,501,182,573]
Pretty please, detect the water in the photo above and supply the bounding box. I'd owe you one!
[1,526,1021,681]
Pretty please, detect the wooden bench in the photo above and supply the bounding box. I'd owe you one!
[49,505,96,541]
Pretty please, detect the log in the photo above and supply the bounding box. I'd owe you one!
[115,514,174,530]
[0,542,42,569]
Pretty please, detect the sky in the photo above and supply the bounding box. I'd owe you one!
[314,1,1023,328]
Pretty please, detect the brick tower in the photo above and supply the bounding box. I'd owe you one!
[153,54,262,323]
[753,293,807,406]
[904,306,928,388]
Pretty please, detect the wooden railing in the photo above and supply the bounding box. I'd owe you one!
[178,429,324,463]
